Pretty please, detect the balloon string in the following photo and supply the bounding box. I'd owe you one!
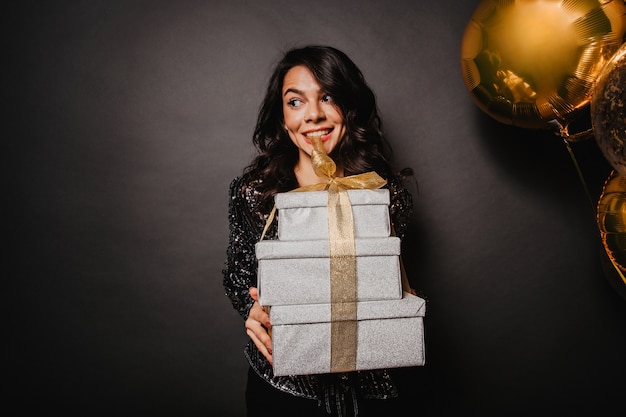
[561,136,596,217]
[561,135,626,287]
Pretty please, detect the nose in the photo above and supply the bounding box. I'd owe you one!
[304,101,325,123]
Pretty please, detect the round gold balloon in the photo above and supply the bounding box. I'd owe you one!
[461,0,626,130]
[597,170,626,286]
[591,42,626,174]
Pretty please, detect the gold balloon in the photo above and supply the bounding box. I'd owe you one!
[591,42,626,174]
[597,170,626,286]
[461,0,626,130]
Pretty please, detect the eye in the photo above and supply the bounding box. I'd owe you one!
[287,98,303,108]
[321,94,333,103]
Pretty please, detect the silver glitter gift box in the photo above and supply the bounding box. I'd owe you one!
[269,291,426,376]
[275,189,391,241]
[256,237,403,306]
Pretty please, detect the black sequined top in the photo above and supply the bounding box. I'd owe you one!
[223,171,413,406]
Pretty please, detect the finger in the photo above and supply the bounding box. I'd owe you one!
[249,302,271,329]
[246,325,273,365]
[247,327,273,359]
[249,287,259,302]
[247,319,273,350]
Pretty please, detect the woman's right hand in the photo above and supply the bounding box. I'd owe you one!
[245,287,273,365]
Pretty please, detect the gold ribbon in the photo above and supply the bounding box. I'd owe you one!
[327,187,358,371]
[307,138,385,372]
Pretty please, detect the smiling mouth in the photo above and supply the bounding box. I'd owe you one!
[303,129,332,141]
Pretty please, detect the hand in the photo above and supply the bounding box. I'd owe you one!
[245,287,273,365]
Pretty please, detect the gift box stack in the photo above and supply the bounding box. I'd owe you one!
[256,187,426,377]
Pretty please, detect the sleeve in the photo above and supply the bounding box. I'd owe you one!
[222,176,260,320]
[387,176,414,241]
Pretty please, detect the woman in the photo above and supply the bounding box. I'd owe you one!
[223,45,414,416]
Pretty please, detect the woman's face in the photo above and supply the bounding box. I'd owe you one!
[282,65,345,159]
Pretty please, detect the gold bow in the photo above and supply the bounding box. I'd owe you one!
[292,137,387,192]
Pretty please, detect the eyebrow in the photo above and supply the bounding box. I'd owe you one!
[283,88,304,96]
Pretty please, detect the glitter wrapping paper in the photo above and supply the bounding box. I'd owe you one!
[269,292,426,376]
[256,237,403,306]
[275,189,391,241]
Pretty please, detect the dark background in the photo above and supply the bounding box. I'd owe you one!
[8,1,626,416]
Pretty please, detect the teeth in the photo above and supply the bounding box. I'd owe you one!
[305,130,330,138]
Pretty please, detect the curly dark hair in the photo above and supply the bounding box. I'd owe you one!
[244,45,409,212]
